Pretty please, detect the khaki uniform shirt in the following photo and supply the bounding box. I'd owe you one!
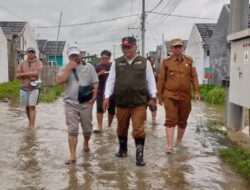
[157,54,199,100]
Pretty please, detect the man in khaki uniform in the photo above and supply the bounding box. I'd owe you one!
[157,39,201,153]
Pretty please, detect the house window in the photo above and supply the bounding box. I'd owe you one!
[48,61,56,67]
[207,50,210,56]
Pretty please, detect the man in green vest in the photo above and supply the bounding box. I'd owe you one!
[103,37,157,166]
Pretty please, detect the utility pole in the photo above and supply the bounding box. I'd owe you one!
[113,45,116,61]
[54,12,62,67]
[141,0,146,57]
[226,0,249,130]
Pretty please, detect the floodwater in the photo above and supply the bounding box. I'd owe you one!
[0,99,249,190]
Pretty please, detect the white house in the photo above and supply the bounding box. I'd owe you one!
[0,22,39,80]
[186,23,216,84]
[0,27,8,83]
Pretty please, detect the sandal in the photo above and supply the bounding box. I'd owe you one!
[65,159,76,165]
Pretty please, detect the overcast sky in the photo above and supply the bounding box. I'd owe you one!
[0,0,230,57]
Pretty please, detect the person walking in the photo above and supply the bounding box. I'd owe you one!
[16,47,43,129]
[94,50,115,132]
[157,39,201,154]
[103,36,157,166]
[56,44,98,164]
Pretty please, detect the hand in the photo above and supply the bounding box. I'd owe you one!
[148,98,157,110]
[158,97,163,105]
[66,60,78,70]
[98,70,106,76]
[102,98,110,112]
[195,92,201,101]
[88,97,96,105]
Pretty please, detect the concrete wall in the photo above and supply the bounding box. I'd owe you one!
[210,5,230,85]
[0,28,8,83]
[186,25,205,84]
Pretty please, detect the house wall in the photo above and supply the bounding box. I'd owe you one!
[21,23,39,53]
[210,5,230,85]
[186,25,205,84]
[0,28,8,83]
[7,23,39,80]
[62,43,68,65]
[48,55,63,66]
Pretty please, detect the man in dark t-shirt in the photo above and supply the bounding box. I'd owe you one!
[94,50,115,132]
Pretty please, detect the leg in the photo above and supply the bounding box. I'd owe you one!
[96,113,103,130]
[96,97,104,131]
[80,104,93,152]
[20,89,30,127]
[28,106,36,129]
[131,106,147,166]
[116,107,131,157]
[65,103,80,164]
[67,136,78,163]
[152,110,157,124]
[28,89,40,129]
[176,99,191,145]
[107,98,116,128]
[26,107,30,121]
[164,98,178,151]
[108,113,114,128]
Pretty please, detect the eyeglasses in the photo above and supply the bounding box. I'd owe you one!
[172,45,183,49]
[122,46,133,50]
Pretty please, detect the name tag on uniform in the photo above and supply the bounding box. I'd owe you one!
[119,62,127,66]
[135,61,142,65]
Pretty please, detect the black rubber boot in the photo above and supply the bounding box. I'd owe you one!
[134,138,145,166]
[115,136,128,157]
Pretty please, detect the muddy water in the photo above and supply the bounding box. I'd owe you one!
[0,99,249,190]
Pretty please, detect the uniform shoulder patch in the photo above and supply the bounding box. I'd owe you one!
[184,55,195,67]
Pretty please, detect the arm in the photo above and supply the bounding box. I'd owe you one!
[157,60,167,104]
[146,60,157,108]
[103,62,116,111]
[104,62,116,98]
[146,60,157,98]
[16,60,43,79]
[190,64,201,101]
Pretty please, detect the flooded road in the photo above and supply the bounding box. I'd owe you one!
[0,99,249,190]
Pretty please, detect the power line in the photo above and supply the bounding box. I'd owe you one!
[148,0,164,12]
[149,11,217,20]
[34,14,140,29]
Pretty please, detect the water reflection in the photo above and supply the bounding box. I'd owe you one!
[16,130,43,189]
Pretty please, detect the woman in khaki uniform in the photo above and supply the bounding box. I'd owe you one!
[157,39,201,154]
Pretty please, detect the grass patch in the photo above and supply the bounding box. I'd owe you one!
[0,81,64,104]
[39,85,64,103]
[206,87,225,105]
[193,84,225,105]
[0,80,20,103]
[220,146,250,180]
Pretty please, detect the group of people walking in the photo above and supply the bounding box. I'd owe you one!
[16,36,200,167]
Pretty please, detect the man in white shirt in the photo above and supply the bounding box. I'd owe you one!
[103,37,157,166]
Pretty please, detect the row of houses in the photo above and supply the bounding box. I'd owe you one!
[152,4,240,86]
[0,21,68,84]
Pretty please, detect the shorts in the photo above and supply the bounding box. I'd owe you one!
[96,97,115,115]
[65,102,93,137]
[164,97,191,129]
[20,89,40,107]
